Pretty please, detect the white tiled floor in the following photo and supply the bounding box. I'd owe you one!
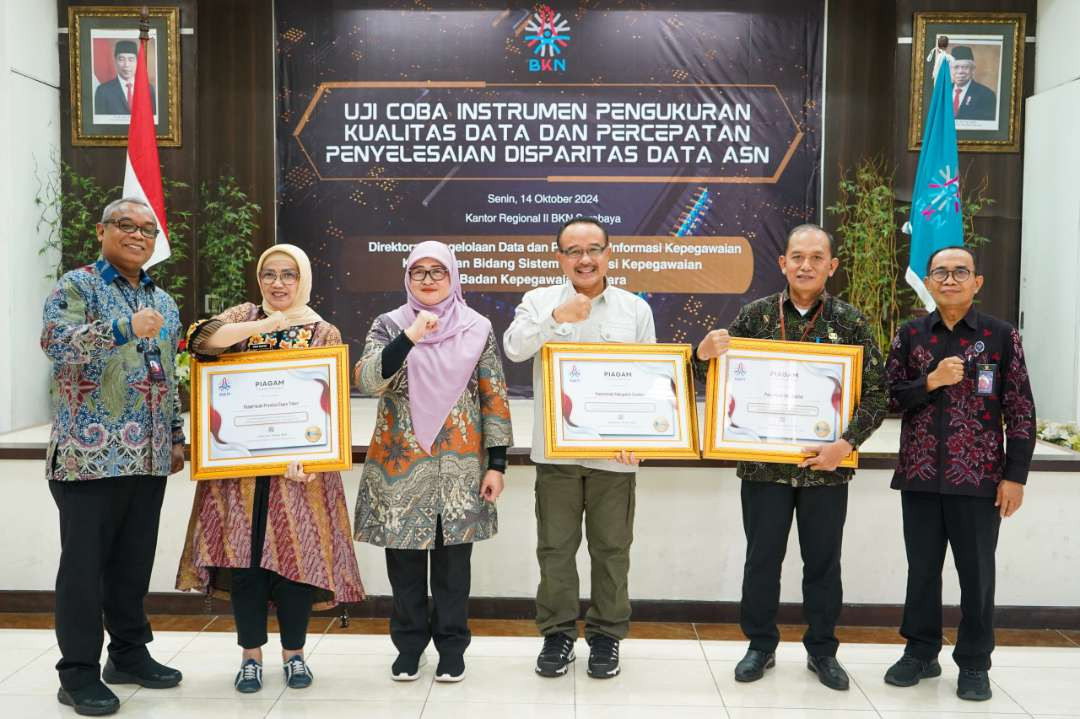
[1,628,1078,718]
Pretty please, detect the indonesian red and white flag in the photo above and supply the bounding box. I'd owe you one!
[123,34,170,268]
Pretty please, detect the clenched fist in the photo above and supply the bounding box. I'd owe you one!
[131,308,164,339]
[262,311,289,333]
[696,329,731,361]
[406,310,439,343]
[553,293,592,324]
[927,356,965,391]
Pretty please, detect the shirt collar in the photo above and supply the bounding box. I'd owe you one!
[780,287,828,313]
[560,278,610,304]
[929,304,979,331]
[96,257,155,288]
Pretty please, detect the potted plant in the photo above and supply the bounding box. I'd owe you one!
[828,157,997,359]
[198,175,260,314]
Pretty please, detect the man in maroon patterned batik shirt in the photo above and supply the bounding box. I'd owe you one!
[884,246,1036,702]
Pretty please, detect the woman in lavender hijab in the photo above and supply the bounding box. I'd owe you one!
[353,241,512,683]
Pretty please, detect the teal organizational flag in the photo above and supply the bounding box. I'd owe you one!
[906,54,963,310]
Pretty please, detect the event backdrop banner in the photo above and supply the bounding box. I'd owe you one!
[276,1,824,395]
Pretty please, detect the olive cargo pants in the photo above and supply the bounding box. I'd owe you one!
[534,463,636,641]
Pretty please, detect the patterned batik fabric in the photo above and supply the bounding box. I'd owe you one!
[886,307,1036,497]
[40,259,184,481]
[693,290,889,488]
[353,313,513,550]
[175,303,365,608]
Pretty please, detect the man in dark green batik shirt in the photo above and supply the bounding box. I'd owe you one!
[694,224,887,692]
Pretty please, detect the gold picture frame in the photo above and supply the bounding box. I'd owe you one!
[541,342,699,460]
[68,6,182,147]
[190,345,352,480]
[908,12,1026,153]
[703,338,862,467]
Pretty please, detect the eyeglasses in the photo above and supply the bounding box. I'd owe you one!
[259,270,300,285]
[928,267,973,283]
[104,217,159,240]
[557,244,608,260]
[409,267,448,282]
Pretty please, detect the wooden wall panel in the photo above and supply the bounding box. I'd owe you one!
[194,0,276,305]
[821,0,897,297]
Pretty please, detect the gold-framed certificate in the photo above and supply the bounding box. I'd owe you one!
[190,345,352,480]
[541,342,699,460]
[703,338,863,467]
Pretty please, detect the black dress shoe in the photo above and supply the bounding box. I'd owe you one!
[734,649,775,682]
[884,654,942,687]
[807,655,850,691]
[57,681,119,716]
[102,656,182,689]
[957,667,992,701]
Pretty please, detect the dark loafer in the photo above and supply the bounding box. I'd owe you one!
[884,654,942,687]
[807,655,850,691]
[57,681,120,716]
[734,649,775,682]
[102,657,182,689]
[957,668,992,701]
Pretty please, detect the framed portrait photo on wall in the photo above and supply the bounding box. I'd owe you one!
[68,6,181,147]
[908,12,1026,153]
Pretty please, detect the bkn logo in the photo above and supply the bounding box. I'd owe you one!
[524,5,570,73]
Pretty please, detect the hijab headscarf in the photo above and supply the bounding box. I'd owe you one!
[388,241,491,454]
[256,244,323,326]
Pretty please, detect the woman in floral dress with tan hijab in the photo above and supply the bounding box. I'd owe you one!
[176,244,364,693]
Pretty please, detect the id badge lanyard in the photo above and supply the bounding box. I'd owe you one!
[117,281,167,383]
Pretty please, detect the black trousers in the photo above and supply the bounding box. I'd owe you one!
[385,517,473,658]
[50,475,166,690]
[739,480,848,657]
[900,490,1001,670]
[230,476,315,650]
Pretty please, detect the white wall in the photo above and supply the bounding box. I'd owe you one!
[4,460,1079,608]
[1019,1,1080,423]
[0,0,61,434]
[1035,0,1080,94]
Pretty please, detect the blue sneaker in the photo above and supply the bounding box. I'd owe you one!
[234,658,262,693]
[283,655,313,689]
